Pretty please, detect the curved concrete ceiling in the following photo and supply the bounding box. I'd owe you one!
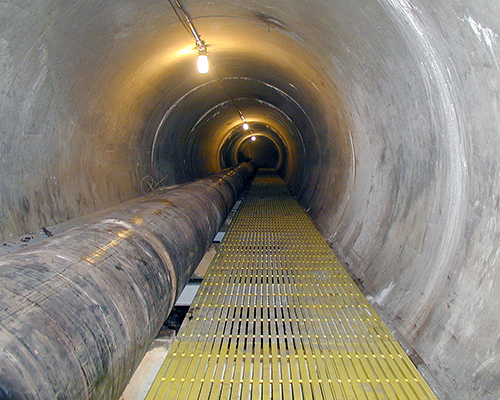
[1,0,500,398]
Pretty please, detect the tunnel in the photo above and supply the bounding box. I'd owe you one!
[0,0,499,399]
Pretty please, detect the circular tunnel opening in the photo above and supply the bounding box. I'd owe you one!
[148,48,351,203]
[219,121,288,173]
[236,135,280,168]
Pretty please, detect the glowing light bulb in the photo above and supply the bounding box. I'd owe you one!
[242,122,250,131]
[197,54,209,74]
[250,135,256,141]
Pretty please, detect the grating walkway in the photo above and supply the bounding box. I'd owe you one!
[145,171,438,400]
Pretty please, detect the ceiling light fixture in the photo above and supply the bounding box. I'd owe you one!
[169,0,208,74]
[196,47,209,74]
[168,1,251,131]
[250,135,256,141]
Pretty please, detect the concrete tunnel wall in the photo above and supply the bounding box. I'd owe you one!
[0,0,499,398]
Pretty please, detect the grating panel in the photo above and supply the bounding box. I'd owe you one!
[145,171,438,400]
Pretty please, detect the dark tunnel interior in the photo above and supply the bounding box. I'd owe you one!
[1,0,500,398]
[235,134,282,169]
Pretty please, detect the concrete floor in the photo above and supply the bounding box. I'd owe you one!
[120,337,175,400]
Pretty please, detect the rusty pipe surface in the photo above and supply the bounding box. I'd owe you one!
[0,163,256,400]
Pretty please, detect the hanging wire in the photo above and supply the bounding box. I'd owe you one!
[141,175,169,194]
[211,65,247,123]
[168,0,206,51]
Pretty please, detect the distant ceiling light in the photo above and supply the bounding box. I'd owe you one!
[250,135,256,141]
[242,122,250,131]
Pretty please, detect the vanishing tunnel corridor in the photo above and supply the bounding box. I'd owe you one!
[1,0,500,399]
[145,170,438,400]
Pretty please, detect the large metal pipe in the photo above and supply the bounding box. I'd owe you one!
[0,163,256,400]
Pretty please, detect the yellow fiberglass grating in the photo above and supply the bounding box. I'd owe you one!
[145,170,438,400]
